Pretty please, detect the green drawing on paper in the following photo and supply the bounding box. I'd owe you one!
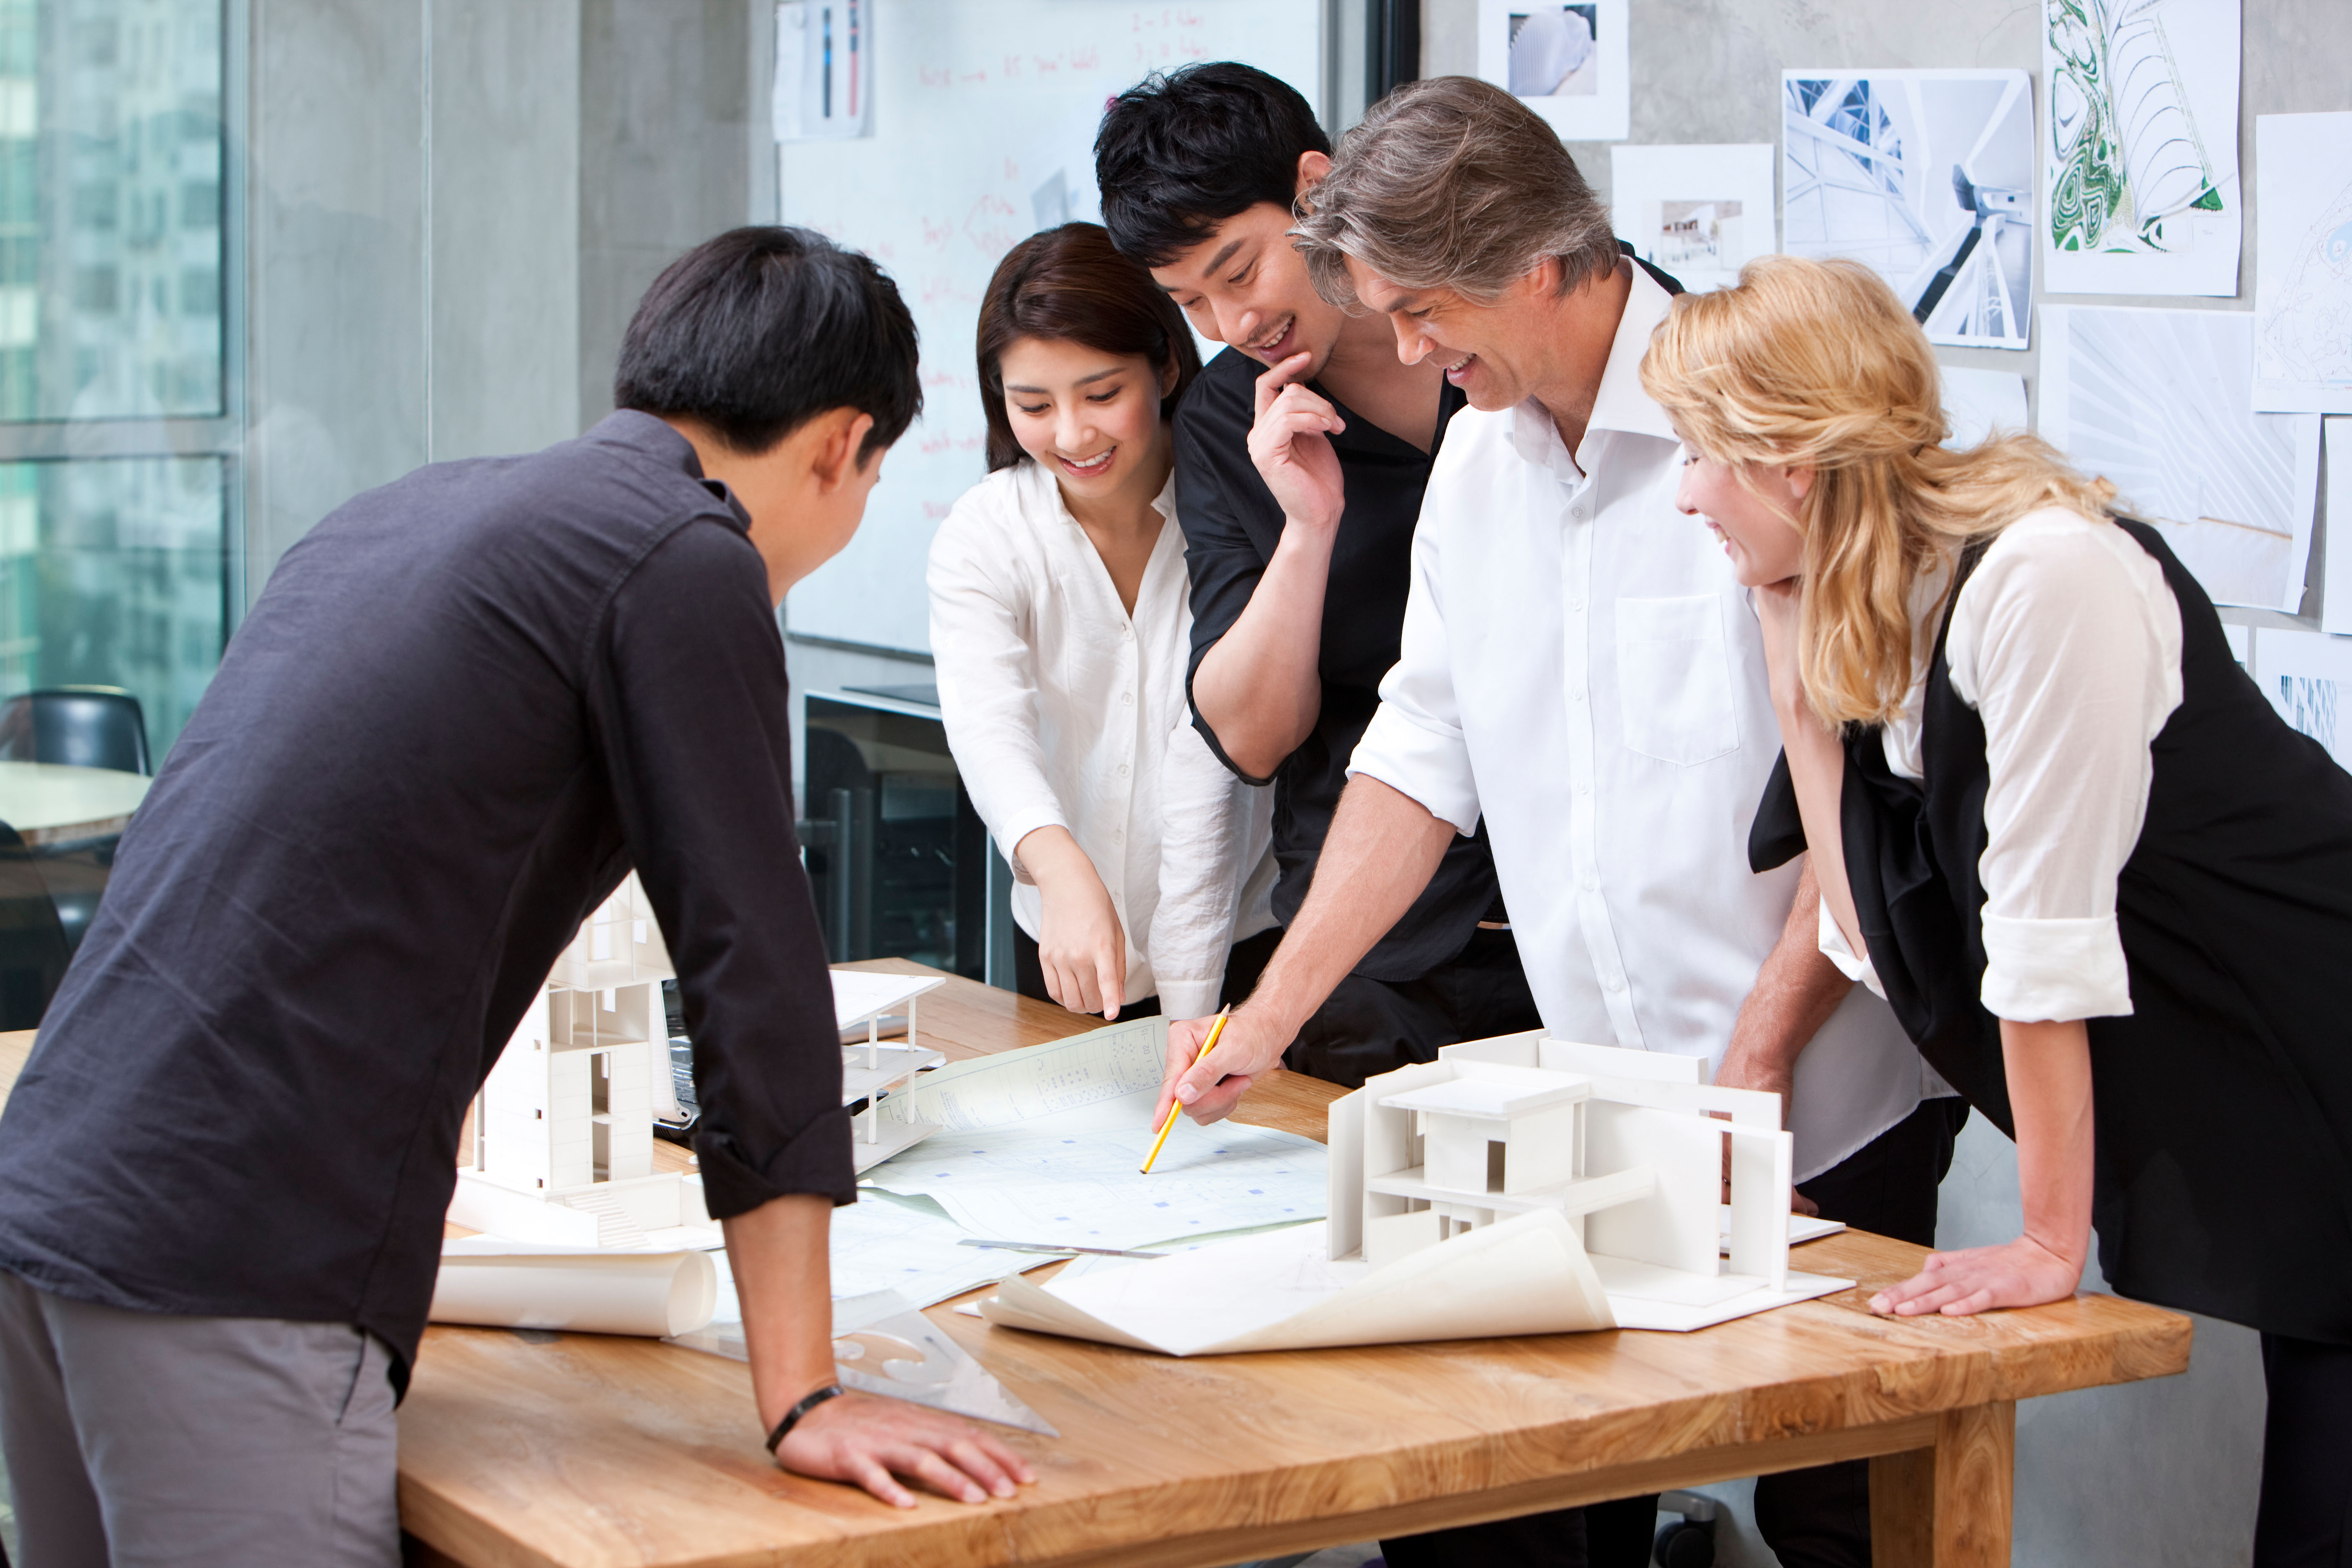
[2046,0,2220,255]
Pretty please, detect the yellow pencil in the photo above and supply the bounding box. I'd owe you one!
[1139,1007,1230,1174]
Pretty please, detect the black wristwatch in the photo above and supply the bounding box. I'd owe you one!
[765,1382,847,1454]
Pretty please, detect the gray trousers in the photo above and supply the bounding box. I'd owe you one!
[0,1270,400,1568]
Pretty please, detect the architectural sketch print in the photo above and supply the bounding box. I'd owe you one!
[2253,112,2352,413]
[1611,144,1776,296]
[2254,629,2352,769]
[1781,70,2033,350]
[2040,0,2240,296]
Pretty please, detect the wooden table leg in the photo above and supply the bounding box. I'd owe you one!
[1868,1401,2016,1566]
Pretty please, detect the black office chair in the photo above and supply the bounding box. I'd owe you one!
[0,820,72,1030]
[0,686,153,775]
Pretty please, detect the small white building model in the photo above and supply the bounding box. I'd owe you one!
[1331,1030,1824,1326]
[450,881,954,1248]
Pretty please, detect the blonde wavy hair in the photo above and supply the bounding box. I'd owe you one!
[1640,255,2115,727]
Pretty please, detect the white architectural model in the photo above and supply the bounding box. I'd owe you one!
[1331,1031,1833,1326]
[449,878,952,1248]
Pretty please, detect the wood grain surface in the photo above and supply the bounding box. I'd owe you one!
[397,967,2195,1568]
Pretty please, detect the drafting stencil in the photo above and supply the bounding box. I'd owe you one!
[1781,70,2033,350]
[2254,113,2352,414]
[2043,0,2241,297]
[1612,144,1777,295]
[2040,305,2320,611]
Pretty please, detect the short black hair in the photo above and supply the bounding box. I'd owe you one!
[1095,62,1331,269]
[614,226,918,461]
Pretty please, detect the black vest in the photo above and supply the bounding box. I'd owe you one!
[1754,518,2352,1342]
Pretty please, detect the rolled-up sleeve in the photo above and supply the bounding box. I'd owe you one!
[1149,715,1274,1019]
[1947,512,2182,1023]
[595,520,853,1219]
[926,496,1066,881]
[1346,510,1481,836]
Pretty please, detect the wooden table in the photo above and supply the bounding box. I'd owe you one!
[0,759,150,846]
[397,961,2193,1568]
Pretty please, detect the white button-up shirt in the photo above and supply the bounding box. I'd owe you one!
[928,460,1277,1019]
[1347,265,1937,1180]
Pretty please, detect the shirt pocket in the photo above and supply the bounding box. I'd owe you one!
[1614,594,1740,766]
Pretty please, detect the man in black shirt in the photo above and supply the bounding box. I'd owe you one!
[0,229,1028,1566]
[1095,63,1541,1090]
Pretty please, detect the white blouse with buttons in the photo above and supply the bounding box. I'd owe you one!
[927,460,1277,1019]
[1817,505,2184,1024]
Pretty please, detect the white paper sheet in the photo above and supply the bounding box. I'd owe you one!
[2254,113,2352,414]
[2253,627,2352,769]
[1476,0,1627,142]
[983,1212,1616,1357]
[1941,366,2030,449]
[2326,420,2352,634]
[872,1016,1168,1134]
[2040,305,2320,610]
[2042,0,2241,297]
[1782,70,2033,348]
[1611,144,1776,294]
[428,1249,717,1337]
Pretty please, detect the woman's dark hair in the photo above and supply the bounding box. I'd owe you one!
[1094,62,1331,268]
[975,223,1202,473]
[614,225,918,461]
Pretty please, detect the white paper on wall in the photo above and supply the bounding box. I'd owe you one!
[1611,144,1777,294]
[1781,69,2033,350]
[1477,0,1629,142]
[2253,113,2352,414]
[2040,305,2320,611]
[1941,366,2031,449]
[2042,0,2241,297]
[2326,420,2352,634]
[2253,628,2352,770]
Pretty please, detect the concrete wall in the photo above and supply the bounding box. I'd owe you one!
[1417,2,2352,1562]
[243,0,754,600]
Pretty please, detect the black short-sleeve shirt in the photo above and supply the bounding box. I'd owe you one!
[1173,346,1501,983]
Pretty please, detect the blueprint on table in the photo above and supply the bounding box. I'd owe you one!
[873,1016,1171,1132]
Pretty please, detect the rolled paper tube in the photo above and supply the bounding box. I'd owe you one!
[429,1249,718,1337]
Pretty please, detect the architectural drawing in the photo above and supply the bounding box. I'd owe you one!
[2254,113,2352,414]
[2042,0,2241,297]
[2254,629,2352,770]
[2039,305,2320,611]
[1612,144,1777,295]
[449,881,951,1248]
[1477,0,1628,141]
[1781,70,2033,349]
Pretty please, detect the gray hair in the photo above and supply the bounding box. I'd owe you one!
[1293,76,1622,308]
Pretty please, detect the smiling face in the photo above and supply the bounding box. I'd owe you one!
[1344,255,1560,411]
[1673,446,1811,588]
[996,335,1175,508]
[1148,195,1350,375]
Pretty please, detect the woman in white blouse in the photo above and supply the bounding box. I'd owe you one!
[1641,254,2352,1564]
[929,223,1278,1022]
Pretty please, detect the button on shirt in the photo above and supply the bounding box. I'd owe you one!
[1346,266,1936,1181]
[928,461,1277,1018]
[0,413,853,1383]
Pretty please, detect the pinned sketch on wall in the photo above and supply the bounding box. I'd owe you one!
[1610,144,1776,294]
[780,0,1325,652]
[2040,306,2321,611]
[774,0,875,141]
[2324,420,2352,635]
[1941,366,2031,449]
[2043,0,2241,297]
[1477,0,1629,142]
[2253,113,2352,414]
[1781,70,2033,350]
[2253,629,2352,770]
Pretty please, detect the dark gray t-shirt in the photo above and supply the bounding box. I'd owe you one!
[0,411,852,1385]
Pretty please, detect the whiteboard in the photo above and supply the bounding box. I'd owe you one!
[779,0,1325,652]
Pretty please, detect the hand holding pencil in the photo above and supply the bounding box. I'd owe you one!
[1148,1003,1284,1145]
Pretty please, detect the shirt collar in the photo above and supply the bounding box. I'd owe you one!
[1504,261,1684,472]
[585,409,752,531]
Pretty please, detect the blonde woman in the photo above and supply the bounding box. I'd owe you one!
[1641,253,2352,1565]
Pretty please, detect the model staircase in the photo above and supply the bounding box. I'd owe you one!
[560,1187,650,1248]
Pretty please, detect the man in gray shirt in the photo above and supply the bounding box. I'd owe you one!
[0,227,1030,1567]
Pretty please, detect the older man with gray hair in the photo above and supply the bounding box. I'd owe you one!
[1151,77,1955,1568]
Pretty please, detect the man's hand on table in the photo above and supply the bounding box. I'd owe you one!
[775,1387,1034,1508]
[1153,1007,1289,1127]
